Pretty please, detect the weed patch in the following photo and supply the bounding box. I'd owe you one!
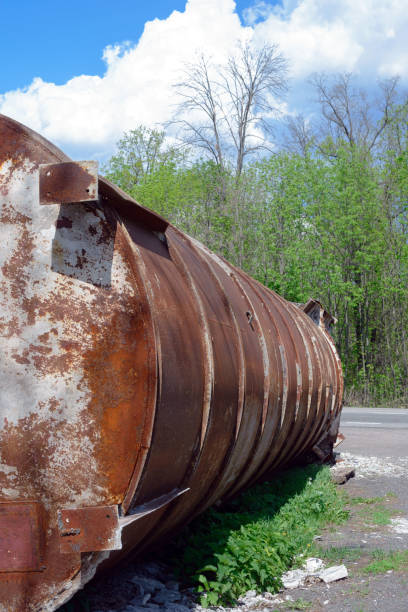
[354,503,395,527]
[162,465,348,607]
[317,545,365,564]
[343,492,398,528]
[349,496,387,505]
[280,598,313,610]
[363,550,408,574]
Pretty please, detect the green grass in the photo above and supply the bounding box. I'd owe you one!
[371,507,394,525]
[353,502,396,527]
[348,495,387,505]
[162,465,348,607]
[280,598,313,610]
[363,550,408,574]
[344,493,397,527]
[317,545,366,563]
[315,545,408,577]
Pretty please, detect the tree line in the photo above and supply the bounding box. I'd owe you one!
[104,44,408,405]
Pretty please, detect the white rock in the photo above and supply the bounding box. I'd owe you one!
[281,569,307,589]
[265,595,284,604]
[303,557,324,573]
[318,565,348,583]
[262,592,278,600]
[330,464,355,484]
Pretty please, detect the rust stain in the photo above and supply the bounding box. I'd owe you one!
[39,161,98,206]
[0,113,343,611]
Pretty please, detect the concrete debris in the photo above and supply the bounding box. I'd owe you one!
[240,590,256,600]
[236,591,279,609]
[235,591,295,610]
[303,557,324,572]
[281,569,306,589]
[340,452,408,478]
[318,565,348,583]
[73,555,348,611]
[282,558,348,589]
[330,463,355,484]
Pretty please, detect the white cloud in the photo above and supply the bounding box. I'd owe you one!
[1,0,407,159]
[0,0,248,158]
[251,0,408,79]
[242,1,275,26]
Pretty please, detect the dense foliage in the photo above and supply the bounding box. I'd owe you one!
[103,77,408,405]
[160,466,347,606]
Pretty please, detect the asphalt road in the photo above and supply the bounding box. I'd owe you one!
[341,405,408,428]
[331,405,408,612]
[338,405,408,460]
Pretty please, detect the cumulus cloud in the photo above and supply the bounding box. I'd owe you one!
[1,0,406,159]
[251,0,408,79]
[0,0,248,158]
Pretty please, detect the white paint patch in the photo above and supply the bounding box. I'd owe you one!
[0,464,18,477]
[0,488,22,499]
[0,159,134,506]
[111,247,137,297]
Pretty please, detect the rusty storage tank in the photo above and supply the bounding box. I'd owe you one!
[0,114,343,611]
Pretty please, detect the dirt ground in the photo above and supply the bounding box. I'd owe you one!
[272,473,408,612]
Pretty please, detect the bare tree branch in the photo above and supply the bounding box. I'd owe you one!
[309,72,400,155]
[170,43,288,179]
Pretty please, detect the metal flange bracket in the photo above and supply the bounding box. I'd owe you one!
[39,161,98,205]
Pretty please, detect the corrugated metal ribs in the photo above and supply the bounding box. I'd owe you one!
[0,114,343,611]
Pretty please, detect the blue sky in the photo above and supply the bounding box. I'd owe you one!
[1,0,406,160]
[3,1,187,91]
[2,0,268,91]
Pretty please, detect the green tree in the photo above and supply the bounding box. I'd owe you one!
[103,125,185,195]
[103,72,408,405]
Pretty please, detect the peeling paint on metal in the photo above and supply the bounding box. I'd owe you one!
[0,114,343,611]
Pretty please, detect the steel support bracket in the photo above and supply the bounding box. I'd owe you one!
[58,505,121,553]
[58,489,189,554]
[39,161,98,205]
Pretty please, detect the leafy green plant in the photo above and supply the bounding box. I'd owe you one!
[161,465,348,606]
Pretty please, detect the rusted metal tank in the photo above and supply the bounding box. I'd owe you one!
[0,114,343,611]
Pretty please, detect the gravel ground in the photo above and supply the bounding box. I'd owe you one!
[63,450,408,612]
